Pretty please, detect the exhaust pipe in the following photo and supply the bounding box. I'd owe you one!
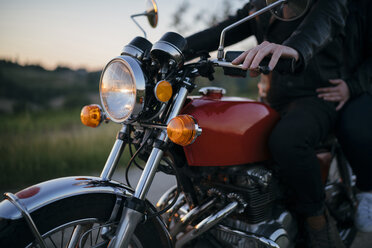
[170,197,218,237]
[175,201,239,248]
[156,185,178,209]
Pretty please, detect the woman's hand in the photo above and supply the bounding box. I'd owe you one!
[231,41,299,77]
[316,79,350,111]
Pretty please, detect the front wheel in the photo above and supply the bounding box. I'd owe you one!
[0,193,168,248]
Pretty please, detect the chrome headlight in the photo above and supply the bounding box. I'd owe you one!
[99,56,145,123]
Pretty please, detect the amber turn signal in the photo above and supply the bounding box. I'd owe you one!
[167,115,202,146]
[80,104,102,128]
[154,80,173,102]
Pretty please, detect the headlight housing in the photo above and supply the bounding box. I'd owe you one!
[99,56,146,123]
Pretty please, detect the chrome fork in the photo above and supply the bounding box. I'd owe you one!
[100,125,129,181]
[103,86,189,248]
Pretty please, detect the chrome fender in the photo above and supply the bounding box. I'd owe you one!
[0,176,173,248]
[0,176,130,220]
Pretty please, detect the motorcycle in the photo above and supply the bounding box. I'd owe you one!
[0,0,358,247]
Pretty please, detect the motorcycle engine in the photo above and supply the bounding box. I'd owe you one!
[199,166,275,224]
[196,165,296,248]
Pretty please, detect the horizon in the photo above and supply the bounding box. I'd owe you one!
[0,0,251,72]
[0,57,101,72]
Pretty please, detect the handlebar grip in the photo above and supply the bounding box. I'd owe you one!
[259,57,294,75]
[225,51,244,63]
[223,51,247,78]
[225,51,295,75]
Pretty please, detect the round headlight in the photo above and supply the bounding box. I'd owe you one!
[99,56,145,123]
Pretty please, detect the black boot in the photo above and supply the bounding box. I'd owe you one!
[305,209,346,248]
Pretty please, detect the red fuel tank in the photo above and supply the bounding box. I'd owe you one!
[181,93,280,167]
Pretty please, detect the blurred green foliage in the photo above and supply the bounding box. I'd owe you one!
[0,60,122,191]
[0,108,126,191]
[0,60,100,113]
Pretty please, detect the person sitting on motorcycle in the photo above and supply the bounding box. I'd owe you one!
[185,0,348,246]
[316,0,372,233]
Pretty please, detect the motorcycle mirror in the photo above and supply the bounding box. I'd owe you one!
[130,0,159,39]
[266,0,311,21]
[217,0,310,60]
[145,0,158,28]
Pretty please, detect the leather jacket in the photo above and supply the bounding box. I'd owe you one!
[343,0,372,98]
[186,0,348,109]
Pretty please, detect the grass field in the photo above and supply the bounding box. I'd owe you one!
[0,108,129,191]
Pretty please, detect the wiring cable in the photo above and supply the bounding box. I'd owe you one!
[125,129,153,188]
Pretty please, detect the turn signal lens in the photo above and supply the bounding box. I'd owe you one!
[167,115,202,146]
[80,104,102,128]
[154,80,173,102]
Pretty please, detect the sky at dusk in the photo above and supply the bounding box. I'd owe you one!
[0,0,253,71]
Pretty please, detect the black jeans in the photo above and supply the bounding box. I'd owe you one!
[337,93,372,191]
[269,97,337,217]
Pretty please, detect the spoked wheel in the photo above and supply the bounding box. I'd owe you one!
[26,219,143,248]
[0,193,168,248]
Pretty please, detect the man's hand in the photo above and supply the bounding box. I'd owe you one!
[231,41,299,77]
[316,79,350,111]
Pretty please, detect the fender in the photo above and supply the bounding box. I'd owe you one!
[0,176,173,248]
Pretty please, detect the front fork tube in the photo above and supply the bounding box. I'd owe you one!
[100,125,128,181]
[111,86,189,248]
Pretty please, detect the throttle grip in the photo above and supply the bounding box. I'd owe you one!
[225,51,295,75]
[258,57,294,74]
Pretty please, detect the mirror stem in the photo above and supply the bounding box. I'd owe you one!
[217,0,287,60]
[131,12,148,39]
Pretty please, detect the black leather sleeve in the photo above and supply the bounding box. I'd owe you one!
[185,3,254,60]
[344,0,372,98]
[283,0,348,72]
